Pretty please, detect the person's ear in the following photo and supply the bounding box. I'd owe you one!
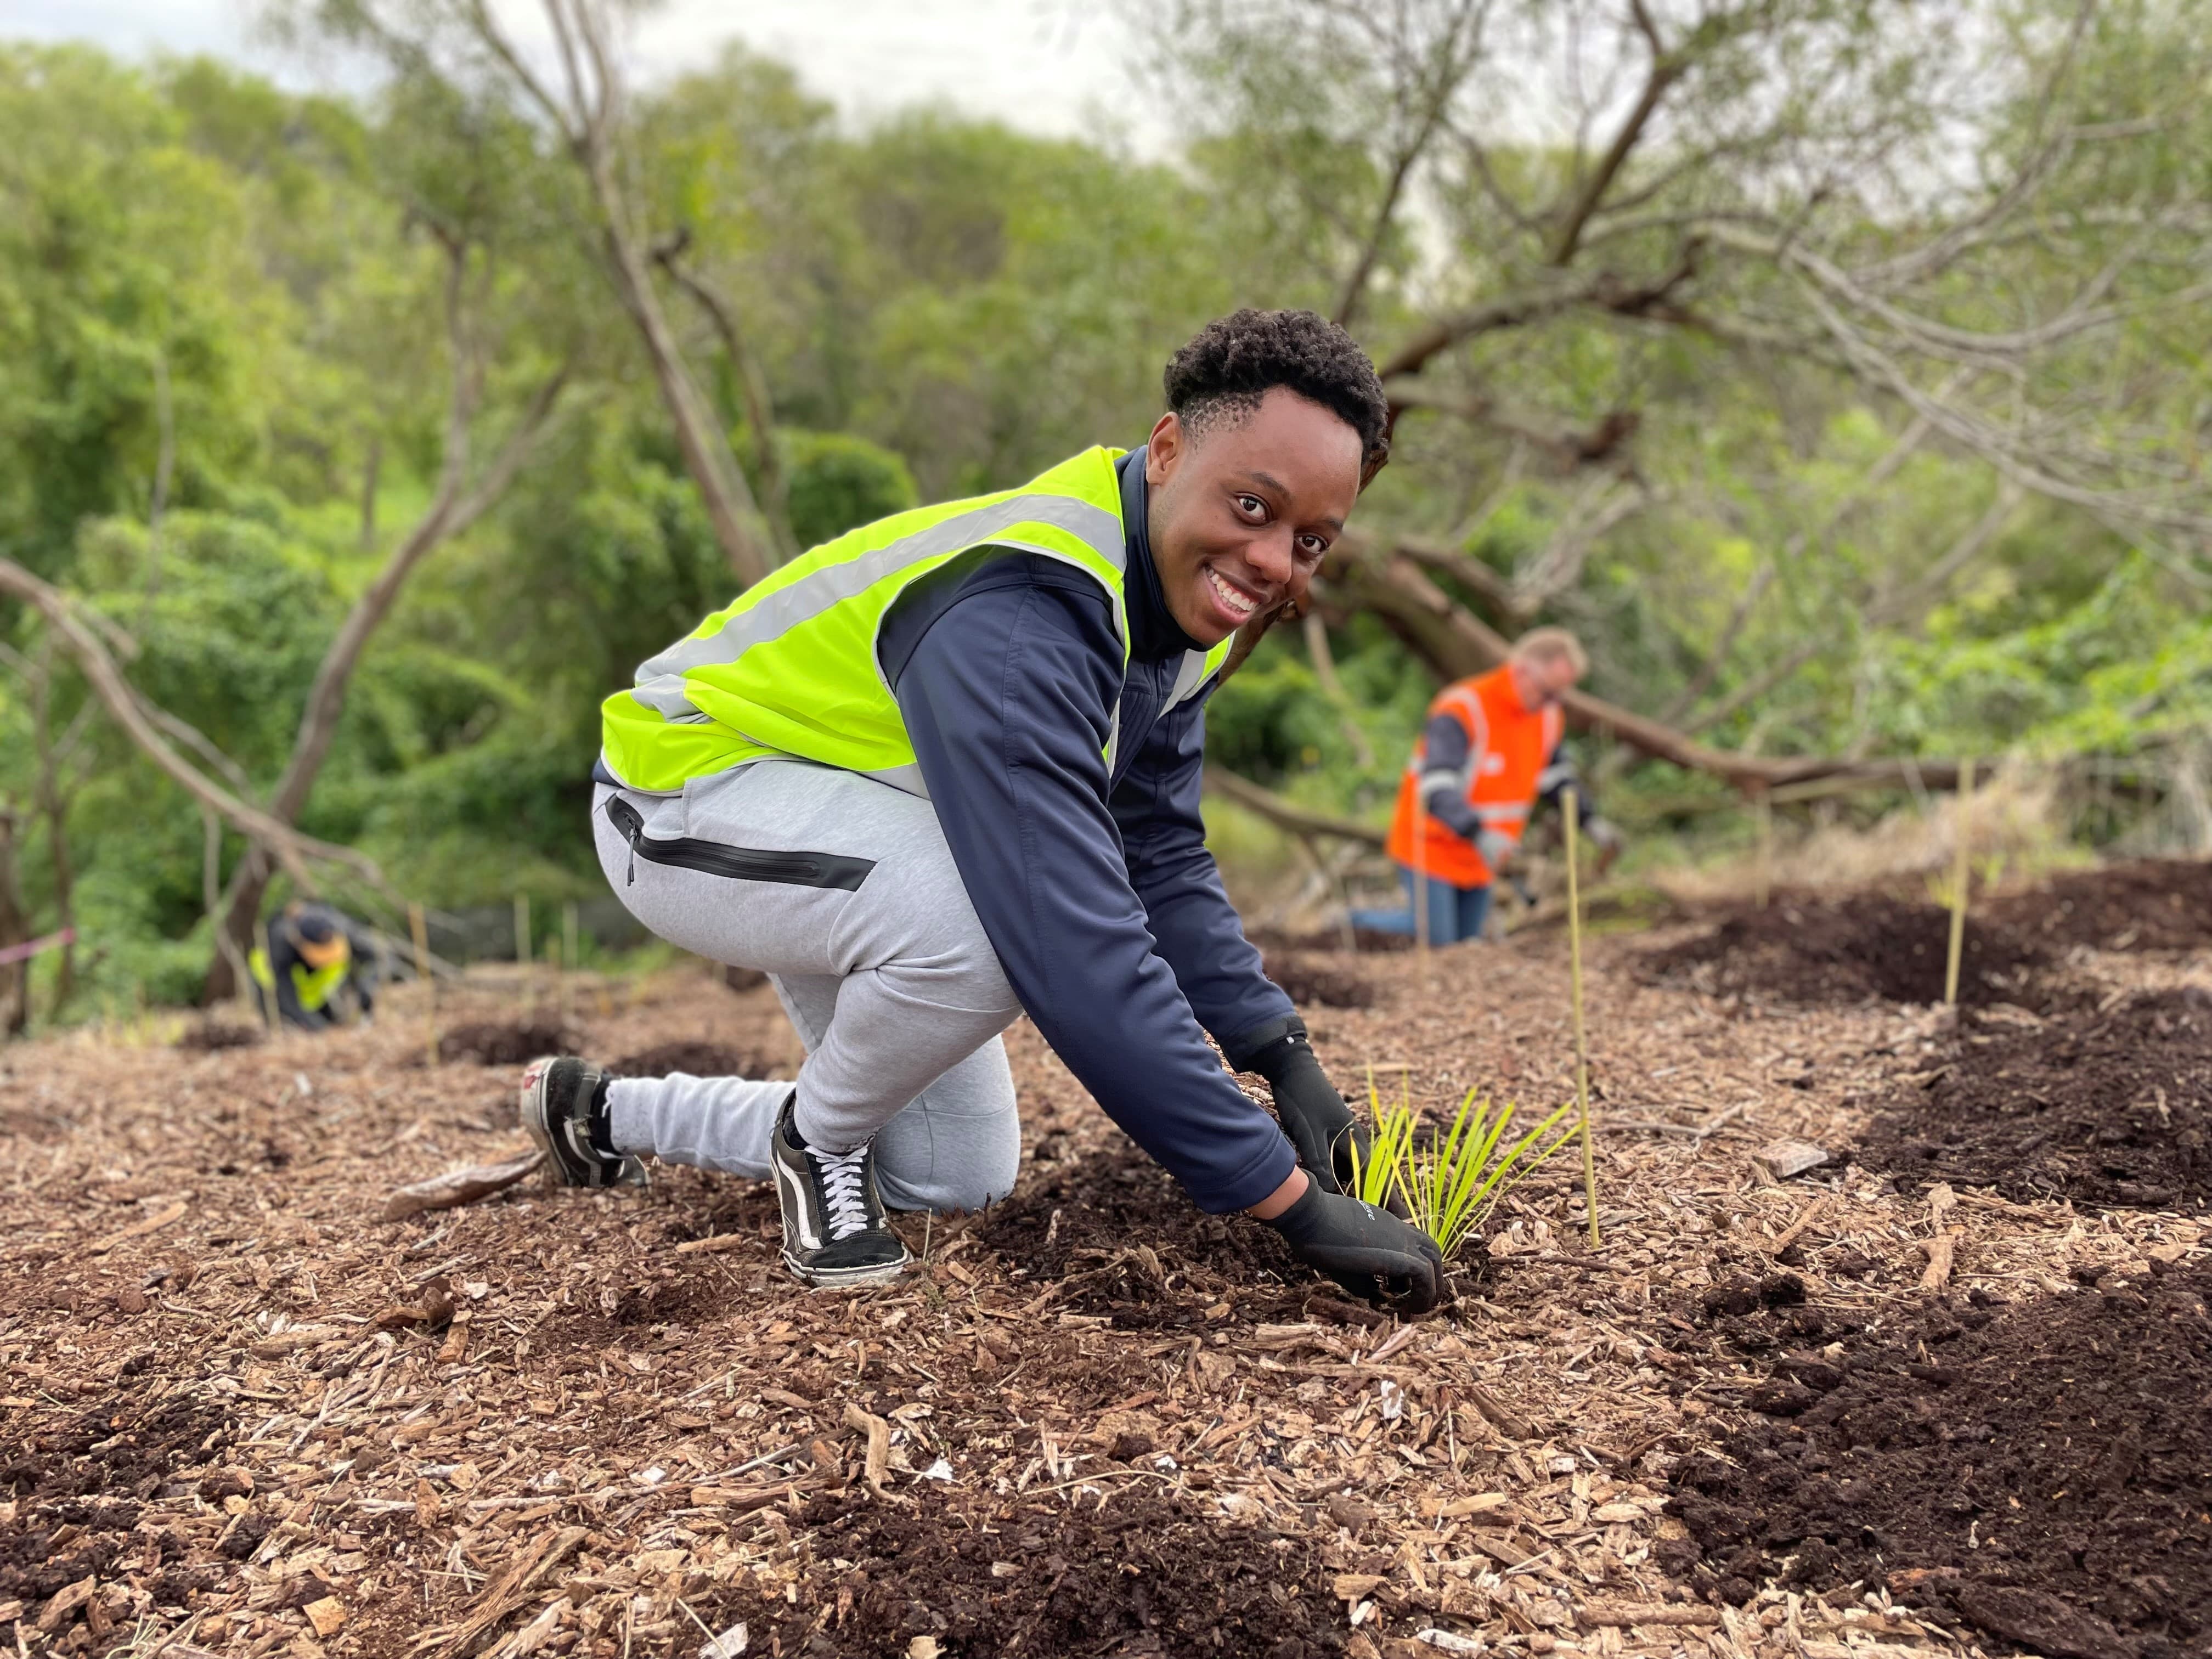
[1146,411,1183,486]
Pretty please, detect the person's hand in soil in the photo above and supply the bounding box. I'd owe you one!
[1252,1171,1444,1313]
[1246,1025,1369,1197]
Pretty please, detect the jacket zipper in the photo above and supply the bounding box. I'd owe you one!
[603,797,874,893]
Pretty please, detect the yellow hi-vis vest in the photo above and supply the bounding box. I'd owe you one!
[248,946,349,1012]
[600,446,1234,796]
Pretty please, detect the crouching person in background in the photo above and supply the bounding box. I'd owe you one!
[251,901,379,1032]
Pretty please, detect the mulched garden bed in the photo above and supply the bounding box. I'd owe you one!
[173,1020,264,1052]
[697,1489,1347,1659]
[975,1146,1312,1329]
[1262,951,1378,1009]
[436,1019,577,1066]
[1858,988,2212,1211]
[1639,893,2054,1009]
[1667,1261,2212,1659]
[1985,858,2212,953]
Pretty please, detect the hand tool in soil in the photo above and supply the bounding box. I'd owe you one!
[1262,1182,1443,1313]
[1564,786,1600,1245]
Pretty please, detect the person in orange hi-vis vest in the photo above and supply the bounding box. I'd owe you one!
[1352,628,1623,945]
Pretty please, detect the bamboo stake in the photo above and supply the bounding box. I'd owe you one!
[1943,757,1976,1006]
[514,891,532,1016]
[561,900,580,1027]
[1413,795,1431,969]
[1753,789,1773,910]
[409,902,437,1068]
[1563,788,1600,1246]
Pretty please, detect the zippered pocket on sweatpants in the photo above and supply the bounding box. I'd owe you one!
[604,795,875,892]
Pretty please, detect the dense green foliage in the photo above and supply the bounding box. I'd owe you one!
[3,2,2208,1022]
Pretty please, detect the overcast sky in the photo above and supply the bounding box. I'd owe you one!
[8,0,1168,149]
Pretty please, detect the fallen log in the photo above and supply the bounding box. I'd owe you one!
[1201,766,1387,849]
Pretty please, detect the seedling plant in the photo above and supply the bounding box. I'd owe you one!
[1348,1070,1577,1258]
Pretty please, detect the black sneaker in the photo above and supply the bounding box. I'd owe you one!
[770,1094,909,1288]
[521,1057,646,1188]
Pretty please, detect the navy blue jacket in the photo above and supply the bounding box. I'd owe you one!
[878,448,1299,1212]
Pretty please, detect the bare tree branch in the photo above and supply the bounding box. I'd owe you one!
[1203,765,1386,849]
[0,558,379,889]
[1548,6,1681,266]
[1656,560,1773,726]
[652,229,798,561]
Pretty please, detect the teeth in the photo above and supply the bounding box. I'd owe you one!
[1206,567,1258,617]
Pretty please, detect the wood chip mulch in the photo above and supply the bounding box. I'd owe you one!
[3,909,2208,1659]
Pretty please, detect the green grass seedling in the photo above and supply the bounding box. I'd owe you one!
[1350,1066,1419,1213]
[1350,1070,1577,1257]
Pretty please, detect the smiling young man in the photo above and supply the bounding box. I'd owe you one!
[526,309,1442,1310]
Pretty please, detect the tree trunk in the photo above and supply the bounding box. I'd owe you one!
[593,168,775,585]
[202,371,562,1000]
[0,805,29,1036]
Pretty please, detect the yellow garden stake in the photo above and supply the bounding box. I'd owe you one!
[409,902,437,1068]
[1563,788,1600,1247]
[1753,788,1773,911]
[563,901,580,1003]
[1413,792,1431,973]
[514,891,533,1013]
[1944,757,1976,1006]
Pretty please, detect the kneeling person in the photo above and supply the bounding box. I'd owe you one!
[527,309,1442,1309]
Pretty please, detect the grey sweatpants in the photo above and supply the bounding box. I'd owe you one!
[589,762,1024,1213]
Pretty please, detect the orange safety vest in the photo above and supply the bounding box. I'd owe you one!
[1385,665,1562,888]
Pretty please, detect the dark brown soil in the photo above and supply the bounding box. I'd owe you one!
[607,1039,777,1078]
[1,1384,235,1605]
[976,1146,1310,1328]
[436,1019,577,1065]
[1985,859,2212,953]
[1859,989,2212,1211]
[1249,925,1414,955]
[698,1490,1346,1659]
[174,1020,263,1051]
[1261,951,1377,1009]
[1639,893,2052,1008]
[1666,1263,2212,1659]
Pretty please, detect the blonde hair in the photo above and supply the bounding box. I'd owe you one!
[1509,626,1588,676]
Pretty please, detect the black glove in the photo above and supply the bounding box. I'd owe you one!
[1247,1028,1362,1195]
[1263,1182,1444,1313]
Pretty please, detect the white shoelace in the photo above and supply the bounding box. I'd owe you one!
[811,1144,873,1240]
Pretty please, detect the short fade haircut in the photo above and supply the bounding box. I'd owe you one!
[1163,308,1391,479]
[1510,625,1589,676]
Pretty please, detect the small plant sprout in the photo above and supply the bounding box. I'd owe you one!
[1350,1068,1577,1257]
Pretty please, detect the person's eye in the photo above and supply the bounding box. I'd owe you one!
[1235,494,1268,521]
[1296,534,1329,560]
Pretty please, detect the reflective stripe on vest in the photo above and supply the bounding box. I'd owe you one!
[599,447,1232,797]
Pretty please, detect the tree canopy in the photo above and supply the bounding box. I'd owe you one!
[3,0,2209,1022]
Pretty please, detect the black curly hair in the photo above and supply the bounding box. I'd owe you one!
[1163,308,1390,479]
